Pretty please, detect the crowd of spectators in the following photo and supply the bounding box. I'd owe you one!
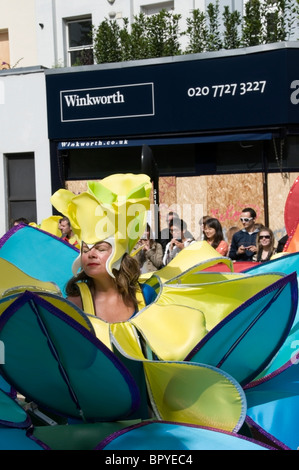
[154,207,286,270]
[11,206,288,274]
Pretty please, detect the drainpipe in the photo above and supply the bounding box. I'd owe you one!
[130,0,134,25]
[51,0,58,66]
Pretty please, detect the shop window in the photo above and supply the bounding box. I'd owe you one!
[5,153,37,227]
[214,141,264,173]
[63,137,295,182]
[67,147,142,179]
[271,136,299,172]
[66,17,93,66]
[66,143,196,180]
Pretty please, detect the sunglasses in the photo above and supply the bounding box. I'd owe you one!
[240,217,253,222]
[259,235,270,240]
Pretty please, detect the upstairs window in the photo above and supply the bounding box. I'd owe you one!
[0,29,10,69]
[66,18,93,66]
[141,1,174,15]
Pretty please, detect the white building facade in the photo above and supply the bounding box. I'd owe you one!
[1,0,211,70]
[0,0,210,234]
[0,66,52,234]
[0,0,207,234]
[2,0,296,70]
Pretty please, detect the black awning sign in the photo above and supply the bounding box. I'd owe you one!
[46,46,299,139]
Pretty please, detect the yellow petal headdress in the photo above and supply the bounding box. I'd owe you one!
[51,173,152,277]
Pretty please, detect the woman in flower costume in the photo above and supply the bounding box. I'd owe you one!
[51,174,156,322]
[0,173,297,450]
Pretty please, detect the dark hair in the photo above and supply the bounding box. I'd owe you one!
[59,216,71,225]
[204,217,224,249]
[170,217,186,232]
[66,253,141,311]
[144,223,156,247]
[226,226,238,243]
[12,217,29,226]
[242,207,257,219]
[199,215,212,226]
[145,222,154,238]
[166,211,179,223]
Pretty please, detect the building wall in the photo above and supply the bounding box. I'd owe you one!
[2,0,299,69]
[34,0,199,68]
[0,68,52,235]
[0,0,37,68]
[34,0,299,68]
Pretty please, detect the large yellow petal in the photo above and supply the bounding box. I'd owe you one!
[144,361,245,432]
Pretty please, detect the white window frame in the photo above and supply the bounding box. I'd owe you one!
[65,17,93,67]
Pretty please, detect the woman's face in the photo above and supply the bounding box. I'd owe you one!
[258,231,271,247]
[204,225,216,240]
[170,225,183,240]
[81,241,112,277]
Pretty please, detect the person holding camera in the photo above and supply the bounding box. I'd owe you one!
[162,218,195,266]
[228,207,259,261]
[134,223,163,273]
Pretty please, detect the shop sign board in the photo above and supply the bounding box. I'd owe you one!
[45,46,299,140]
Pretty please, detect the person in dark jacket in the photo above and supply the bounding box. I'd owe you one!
[228,208,259,261]
[276,234,288,253]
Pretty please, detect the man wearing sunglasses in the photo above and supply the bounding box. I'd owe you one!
[228,208,259,261]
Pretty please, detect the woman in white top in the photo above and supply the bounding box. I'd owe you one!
[163,218,195,265]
